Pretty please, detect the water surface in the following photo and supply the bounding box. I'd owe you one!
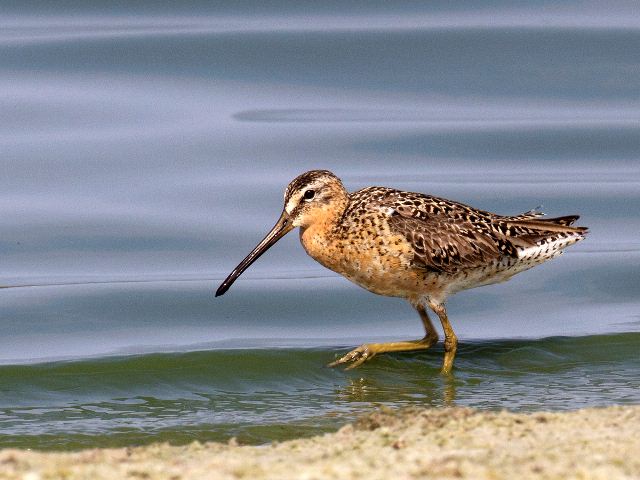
[1,1,639,450]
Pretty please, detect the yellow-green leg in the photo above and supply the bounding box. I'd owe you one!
[427,300,457,375]
[328,304,439,369]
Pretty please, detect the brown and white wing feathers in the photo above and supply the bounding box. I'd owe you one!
[357,188,586,275]
[345,187,587,275]
[353,189,505,274]
[391,213,506,274]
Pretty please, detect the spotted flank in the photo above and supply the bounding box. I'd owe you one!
[343,185,587,281]
[217,170,588,373]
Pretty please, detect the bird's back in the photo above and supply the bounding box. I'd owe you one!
[338,186,587,299]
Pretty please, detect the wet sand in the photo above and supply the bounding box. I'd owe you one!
[1,406,639,480]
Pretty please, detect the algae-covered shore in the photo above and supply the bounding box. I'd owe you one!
[2,405,639,480]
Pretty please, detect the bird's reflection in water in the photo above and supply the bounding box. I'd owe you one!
[442,375,457,407]
[334,366,460,409]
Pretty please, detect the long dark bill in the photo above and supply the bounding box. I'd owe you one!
[215,211,294,297]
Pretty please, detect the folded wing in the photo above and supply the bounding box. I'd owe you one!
[366,190,586,275]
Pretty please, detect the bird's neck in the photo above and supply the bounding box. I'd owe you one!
[298,198,349,269]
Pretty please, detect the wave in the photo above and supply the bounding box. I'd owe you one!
[1,333,639,449]
[2,333,638,405]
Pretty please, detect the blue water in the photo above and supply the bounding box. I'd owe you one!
[1,1,639,449]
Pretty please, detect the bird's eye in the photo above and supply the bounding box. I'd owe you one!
[303,189,315,200]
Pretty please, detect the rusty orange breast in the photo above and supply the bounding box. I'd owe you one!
[299,216,430,299]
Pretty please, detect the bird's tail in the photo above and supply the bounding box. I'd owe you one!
[498,215,588,260]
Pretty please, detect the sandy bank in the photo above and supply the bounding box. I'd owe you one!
[2,406,639,480]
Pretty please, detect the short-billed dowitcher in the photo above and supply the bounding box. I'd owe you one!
[216,170,587,373]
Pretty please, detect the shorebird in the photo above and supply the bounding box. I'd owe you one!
[216,170,587,374]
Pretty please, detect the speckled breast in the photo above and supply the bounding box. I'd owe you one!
[299,218,438,299]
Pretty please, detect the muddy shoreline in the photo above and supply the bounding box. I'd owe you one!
[2,406,639,479]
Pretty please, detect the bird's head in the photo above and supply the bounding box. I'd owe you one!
[215,170,348,296]
[283,170,348,228]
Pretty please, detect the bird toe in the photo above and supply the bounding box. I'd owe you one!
[328,344,376,369]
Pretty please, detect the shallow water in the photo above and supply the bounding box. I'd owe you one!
[1,1,639,450]
[2,333,640,450]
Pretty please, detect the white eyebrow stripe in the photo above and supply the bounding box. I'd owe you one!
[285,198,297,214]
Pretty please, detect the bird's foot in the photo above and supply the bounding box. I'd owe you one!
[327,344,376,370]
[439,333,458,375]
